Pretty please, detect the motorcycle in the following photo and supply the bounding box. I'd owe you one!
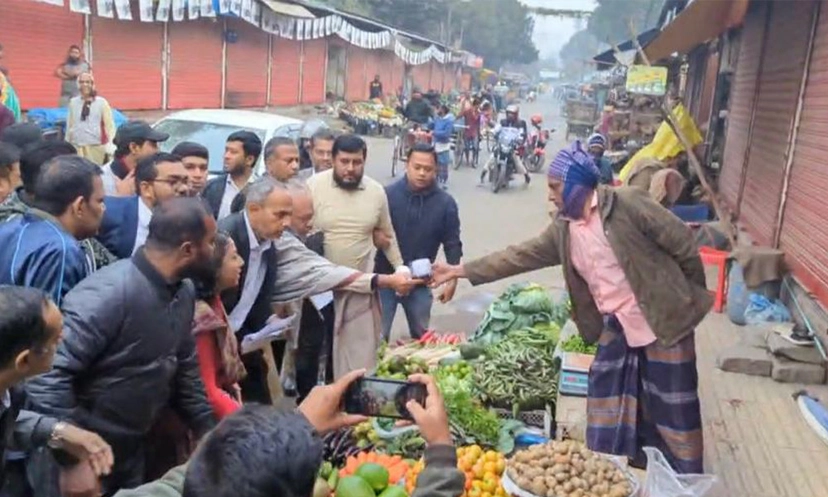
[526,128,553,173]
[490,127,523,193]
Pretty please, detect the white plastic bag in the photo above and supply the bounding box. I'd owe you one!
[642,447,718,497]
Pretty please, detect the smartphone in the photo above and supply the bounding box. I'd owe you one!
[343,377,428,420]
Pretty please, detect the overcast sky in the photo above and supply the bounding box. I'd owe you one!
[519,0,597,61]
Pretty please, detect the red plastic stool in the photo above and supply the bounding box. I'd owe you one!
[699,247,729,313]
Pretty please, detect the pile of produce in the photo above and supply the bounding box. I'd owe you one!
[418,330,465,345]
[380,341,457,370]
[375,355,430,380]
[560,335,598,355]
[324,427,370,467]
[472,283,569,346]
[474,328,561,412]
[406,445,508,497]
[339,452,411,486]
[505,441,634,497]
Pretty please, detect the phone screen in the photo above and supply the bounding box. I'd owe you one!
[344,377,428,420]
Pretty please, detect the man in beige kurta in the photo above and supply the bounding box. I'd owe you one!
[307,135,405,378]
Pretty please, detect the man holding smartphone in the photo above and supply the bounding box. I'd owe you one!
[113,373,464,497]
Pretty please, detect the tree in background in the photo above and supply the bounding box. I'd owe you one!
[586,0,665,44]
[318,0,539,70]
[559,29,601,78]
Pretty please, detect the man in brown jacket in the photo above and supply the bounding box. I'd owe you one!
[432,141,711,474]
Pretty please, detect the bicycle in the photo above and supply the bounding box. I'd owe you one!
[391,122,432,177]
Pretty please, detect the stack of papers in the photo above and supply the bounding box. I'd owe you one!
[241,314,297,354]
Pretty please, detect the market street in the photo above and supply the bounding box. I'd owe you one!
[359,94,568,340]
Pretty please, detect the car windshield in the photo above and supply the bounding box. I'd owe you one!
[153,120,267,173]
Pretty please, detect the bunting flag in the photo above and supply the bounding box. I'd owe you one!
[217,0,231,14]
[229,0,241,16]
[172,0,186,21]
[200,0,216,17]
[138,0,154,21]
[188,0,200,20]
[156,0,172,21]
[95,0,114,18]
[69,0,91,14]
[35,0,64,6]
[113,0,131,19]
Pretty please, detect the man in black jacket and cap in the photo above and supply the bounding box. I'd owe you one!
[26,197,218,496]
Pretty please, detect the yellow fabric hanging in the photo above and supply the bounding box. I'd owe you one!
[619,103,703,181]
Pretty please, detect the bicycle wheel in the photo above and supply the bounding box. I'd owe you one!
[491,163,503,193]
[391,136,401,177]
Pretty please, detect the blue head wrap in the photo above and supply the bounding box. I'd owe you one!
[548,140,600,219]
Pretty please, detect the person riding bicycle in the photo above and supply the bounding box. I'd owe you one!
[459,97,482,167]
[480,104,530,186]
[403,89,434,126]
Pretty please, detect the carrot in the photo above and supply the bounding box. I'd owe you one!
[356,452,367,465]
[388,455,403,465]
[366,452,377,463]
[344,457,358,474]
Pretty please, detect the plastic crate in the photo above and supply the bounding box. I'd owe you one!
[492,405,555,438]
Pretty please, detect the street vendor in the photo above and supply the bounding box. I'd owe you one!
[431,140,710,474]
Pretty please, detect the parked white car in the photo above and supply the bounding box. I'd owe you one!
[153,109,304,177]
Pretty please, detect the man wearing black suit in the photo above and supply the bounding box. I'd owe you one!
[97,152,190,259]
[218,177,292,404]
[202,131,261,221]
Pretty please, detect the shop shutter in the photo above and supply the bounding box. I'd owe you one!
[779,0,828,306]
[429,61,440,91]
[0,0,84,109]
[720,2,767,211]
[364,50,380,97]
[739,0,814,246]
[91,4,163,110]
[392,57,406,96]
[461,73,472,92]
[271,38,301,107]
[225,19,268,108]
[168,20,223,109]
[376,51,394,96]
[300,39,327,104]
[412,64,430,92]
[346,46,368,102]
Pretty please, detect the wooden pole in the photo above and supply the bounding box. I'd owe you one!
[625,22,736,246]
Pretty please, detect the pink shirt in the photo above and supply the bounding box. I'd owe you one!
[568,195,658,347]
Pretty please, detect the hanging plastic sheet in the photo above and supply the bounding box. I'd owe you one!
[96,0,115,18]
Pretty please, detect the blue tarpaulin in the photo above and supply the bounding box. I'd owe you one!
[26,107,129,132]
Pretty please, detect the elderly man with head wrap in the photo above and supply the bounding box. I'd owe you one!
[586,133,615,185]
[431,140,711,474]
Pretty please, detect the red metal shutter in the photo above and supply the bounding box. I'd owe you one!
[461,72,472,92]
[271,38,300,106]
[720,2,767,211]
[364,50,379,97]
[739,0,814,246]
[346,46,367,102]
[0,0,84,109]
[225,18,268,108]
[392,57,406,96]
[779,1,828,306]
[413,64,430,91]
[91,5,163,110]
[168,20,223,109]
[376,51,393,95]
[300,39,326,104]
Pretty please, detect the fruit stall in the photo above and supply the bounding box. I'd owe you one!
[338,100,404,136]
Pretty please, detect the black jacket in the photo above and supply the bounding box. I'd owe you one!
[218,212,278,339]
[25,252,216,464]
[404,98,434,125]
[201,175,228,220]
[375,178,463,275]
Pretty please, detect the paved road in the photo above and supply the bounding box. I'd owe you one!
[359,94,571,339]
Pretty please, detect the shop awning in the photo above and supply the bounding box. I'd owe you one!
[593,28,660,68]
[644,0,749,62]
[263,0,315,19]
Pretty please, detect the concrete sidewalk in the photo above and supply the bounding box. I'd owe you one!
[697,311,828,497]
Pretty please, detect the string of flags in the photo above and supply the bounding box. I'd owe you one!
[35,0,453,66]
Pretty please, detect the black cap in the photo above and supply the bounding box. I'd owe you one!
[114,120,169,146]
[0,122,44,151]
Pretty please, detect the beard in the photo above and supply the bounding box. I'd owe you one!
[67,55,80,64]
[333,170,363,191]
[180,252,215,282]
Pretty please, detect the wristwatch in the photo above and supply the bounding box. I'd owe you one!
[47,421,68,449]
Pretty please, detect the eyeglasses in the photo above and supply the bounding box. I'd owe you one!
[153,177,190,187]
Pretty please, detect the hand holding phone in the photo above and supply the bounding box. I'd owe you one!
[344,377,428,421]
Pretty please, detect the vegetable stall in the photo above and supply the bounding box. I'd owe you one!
[316,283,639,497]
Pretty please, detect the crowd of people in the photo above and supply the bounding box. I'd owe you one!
[0,39,714,497]
[0,66,469,494]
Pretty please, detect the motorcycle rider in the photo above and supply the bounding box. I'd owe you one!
[403,88,434,126]
[480,104,530,186]
[527,114,547,168]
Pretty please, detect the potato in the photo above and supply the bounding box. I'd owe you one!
[517,477,532,489]
[507,468,519,481]
[563,482,574,493]
[608,485,628,497]
[545,490,557,497]
[537,457,553,468]
[572,490,585,497]
[593,482,609,495]
[545,476,558,488]
[555,473,568,483]
[553,454,571,465]
[529,481,547,496]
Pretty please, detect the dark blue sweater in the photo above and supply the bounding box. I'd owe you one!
[375,178,463,275]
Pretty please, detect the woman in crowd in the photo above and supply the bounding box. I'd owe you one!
[0,70,21,122]
[432,141,710,474]
[192,231,246,417]
[66,72,116,165]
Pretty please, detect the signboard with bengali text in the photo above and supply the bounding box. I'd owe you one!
[625,65,668,96]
